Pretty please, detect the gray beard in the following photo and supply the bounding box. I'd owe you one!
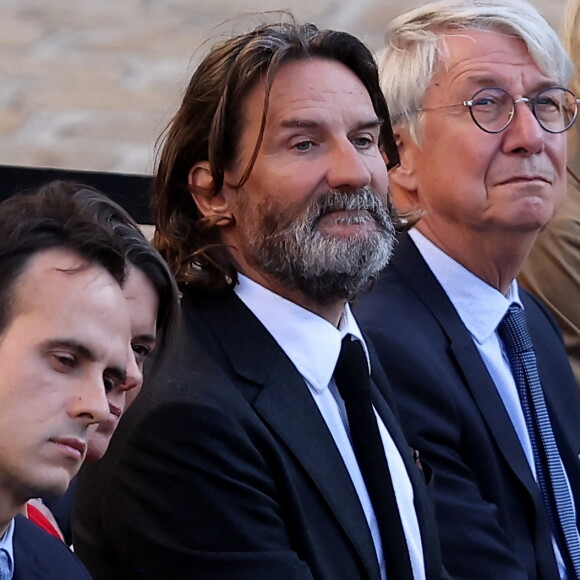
[247,188,395,304]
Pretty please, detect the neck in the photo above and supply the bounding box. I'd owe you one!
[416,223,538,295]
[0,491,20,538]
[240,270,347,327]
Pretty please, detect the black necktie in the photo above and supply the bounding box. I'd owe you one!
[334,335,414,579]
[498,305,580,578]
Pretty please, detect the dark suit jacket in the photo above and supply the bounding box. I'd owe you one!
[12,515,90,579]
[72,287,446,579]
[354,233,580,580]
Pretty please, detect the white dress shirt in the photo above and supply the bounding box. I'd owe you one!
[235,273,425,580]
[410,228,575,579]
[0,518,15,580]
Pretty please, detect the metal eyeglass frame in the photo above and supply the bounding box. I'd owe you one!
[418,86,580,134]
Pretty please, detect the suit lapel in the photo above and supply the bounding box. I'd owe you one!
[13,516,47,580]
[393,234,539,496]
[524,293,580,516]
[192,290,380,578]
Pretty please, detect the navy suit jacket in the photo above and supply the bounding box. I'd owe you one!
[12,515,90,580]
[73,287,446,580]
[354,233,580,580]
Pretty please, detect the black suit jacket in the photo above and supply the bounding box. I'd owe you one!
[354,233,580,580]
[12,515,90,580]
[73,287,446,579]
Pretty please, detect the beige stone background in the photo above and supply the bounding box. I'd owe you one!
[0,0,568,176]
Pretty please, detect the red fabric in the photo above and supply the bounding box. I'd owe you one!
[26,503,64,541]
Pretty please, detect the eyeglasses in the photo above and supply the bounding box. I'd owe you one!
[419,86,580,134]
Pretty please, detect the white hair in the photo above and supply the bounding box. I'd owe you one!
[379,0,572,144]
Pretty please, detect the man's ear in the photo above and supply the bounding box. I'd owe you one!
[188,161,232,222]
[388,129,420,211]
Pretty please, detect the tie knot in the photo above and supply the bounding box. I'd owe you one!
[498,304,534,356]
[334,336,370,400]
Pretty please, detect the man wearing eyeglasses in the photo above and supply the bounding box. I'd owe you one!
[354,1,580,579]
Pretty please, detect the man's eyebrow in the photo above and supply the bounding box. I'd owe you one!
[280,119,319,129]
[279,118,384,130]
[133,333,157,345]
[43,338,127,383]
[43,338,97,362]
[356,119,385,131]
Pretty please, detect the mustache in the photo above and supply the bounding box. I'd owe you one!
[262,187,393,243]
[313,188,392,224]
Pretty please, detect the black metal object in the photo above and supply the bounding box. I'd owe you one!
[0,164,154,224]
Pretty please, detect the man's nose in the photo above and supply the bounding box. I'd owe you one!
[326,141,372,191]
[68,378,110,425]
[501,99,545,156]
[121,350,144,394]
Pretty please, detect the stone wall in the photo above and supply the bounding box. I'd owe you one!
[0,0,567,175]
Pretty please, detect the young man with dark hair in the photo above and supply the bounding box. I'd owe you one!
[0,183,132,579]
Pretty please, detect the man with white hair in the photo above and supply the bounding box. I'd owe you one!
[355,1,580,578]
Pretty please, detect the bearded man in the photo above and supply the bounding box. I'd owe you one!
[72,18,447,580]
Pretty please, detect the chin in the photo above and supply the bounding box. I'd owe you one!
[35,473,73,499]
[519,199,554,224]
[515,216,552,232]
[504,206,553,232]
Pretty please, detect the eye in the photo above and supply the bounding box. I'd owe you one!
[473,96,497,106]
[50,353,77,372]
[131,342,153,366]
[471,94,502,109]
[352,135,375,149]
[292,140,314,152]
[534,94,561,112]
[103,374,122,394]
[469,87,511,110]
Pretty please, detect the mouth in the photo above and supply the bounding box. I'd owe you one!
[315,210,378,235]
[496,175,551,186]
[319,209,374,224]
[49,437,87,460]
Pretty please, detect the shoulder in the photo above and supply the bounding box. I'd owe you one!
[13,515,90,579]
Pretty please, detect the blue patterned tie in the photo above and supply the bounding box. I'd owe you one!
[498,304,580,578]
[0,548,11,580]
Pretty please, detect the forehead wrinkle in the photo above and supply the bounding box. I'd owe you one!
[433,33,557,102]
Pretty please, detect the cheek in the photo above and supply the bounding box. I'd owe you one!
[423,122,496,182]
[368,157,389,194]
[436,146,494,194]
[86,426,111,462]
[548,138,568,174]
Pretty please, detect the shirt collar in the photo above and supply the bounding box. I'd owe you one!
[0,518,15,578]
[234,273,370,392]
[409,229,522,343]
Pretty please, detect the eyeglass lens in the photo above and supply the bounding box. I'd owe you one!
[468,87,578,134]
